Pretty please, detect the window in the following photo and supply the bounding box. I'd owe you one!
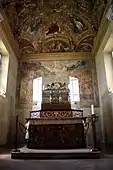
[112,51,113,58]
[105,52,113,93]
[33,77,42,110]
[0,53,2,66]
[0,52,5,96]
[0,41,9,97]
[68,76,80,104]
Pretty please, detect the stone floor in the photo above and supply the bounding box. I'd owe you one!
[20,147,93,153]
[0,153,113,170]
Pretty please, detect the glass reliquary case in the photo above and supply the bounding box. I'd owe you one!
[42,82,69,104]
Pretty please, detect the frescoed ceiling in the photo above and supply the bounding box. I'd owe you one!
[2,0,107,55]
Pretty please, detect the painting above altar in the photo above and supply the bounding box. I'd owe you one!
[19,59,99,110]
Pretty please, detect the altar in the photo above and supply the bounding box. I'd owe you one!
[26,109,86,149]
[26,80,86,149]
[12,79,100,159]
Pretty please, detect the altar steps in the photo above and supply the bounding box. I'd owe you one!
[11,147,100,159]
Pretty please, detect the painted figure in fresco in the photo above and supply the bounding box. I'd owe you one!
[67,60,87,70]
[46,21,60,35]
[69,14,84,33]
[57,42,70,52]
[50,42,57,52]
[30,17,42,33]
[47,40,71,52]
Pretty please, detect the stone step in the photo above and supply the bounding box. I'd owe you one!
[11,147,100,159]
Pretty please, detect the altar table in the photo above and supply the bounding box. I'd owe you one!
[26,117,86,149]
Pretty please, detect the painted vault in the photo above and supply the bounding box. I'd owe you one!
[2,0,107,55]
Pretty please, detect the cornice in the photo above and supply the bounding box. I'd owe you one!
[20,52,92,62]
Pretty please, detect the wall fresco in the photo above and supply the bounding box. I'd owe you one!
[2,0,107,55]
[17,59,99,108]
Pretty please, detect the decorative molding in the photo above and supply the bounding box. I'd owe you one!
[92,3,112,56]
[20,52,92,61]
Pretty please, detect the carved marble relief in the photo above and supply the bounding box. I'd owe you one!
[18,59,99,107]
[2,0,107,55]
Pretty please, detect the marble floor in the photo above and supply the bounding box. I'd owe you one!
[0,153,113,170]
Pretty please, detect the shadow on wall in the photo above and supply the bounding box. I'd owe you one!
[102,91,113,146]
[0,97,9,146]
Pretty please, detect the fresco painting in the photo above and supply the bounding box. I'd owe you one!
[18,59,99,107]
[3,0,107,54]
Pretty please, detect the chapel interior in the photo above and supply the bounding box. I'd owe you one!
[0,0,113,155]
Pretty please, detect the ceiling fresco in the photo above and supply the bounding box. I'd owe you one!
[2,0,107,55]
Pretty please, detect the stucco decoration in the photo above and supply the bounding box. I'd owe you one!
[2,0,107,55]
[18,59,99,107]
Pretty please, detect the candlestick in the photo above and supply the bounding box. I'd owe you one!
[91,104,94,115]
[50,95,52,103]
[43,85,44,91]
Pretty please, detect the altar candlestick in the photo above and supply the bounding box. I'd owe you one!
[50,95,52,103]
[43,85,44,90]
[91,104,94,115]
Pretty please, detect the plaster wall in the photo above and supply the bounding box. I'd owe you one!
[94,20,113,146]
[0,7,19,146]
[95,52,108,145]
[0,51,18,146]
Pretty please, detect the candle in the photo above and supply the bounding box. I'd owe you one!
[50,95,52,103]
[43,85,44,90]
[91,104,94,115]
